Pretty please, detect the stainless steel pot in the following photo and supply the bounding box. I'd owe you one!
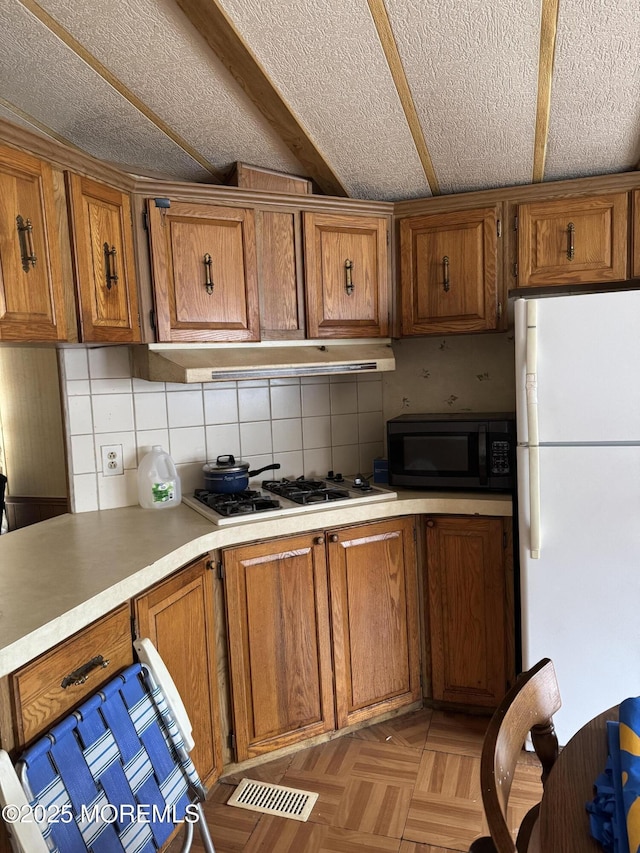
[203,455,281,494]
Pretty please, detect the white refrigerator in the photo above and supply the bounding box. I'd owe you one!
[515,290,640,746]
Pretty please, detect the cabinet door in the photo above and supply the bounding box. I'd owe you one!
[400,206,500,335]
[0,145,67,341]
[517,192,628,287]
[66,173,140,342]
[426,516,508,708]
[223,533,334,761]
[257,208,305,339]
[147,199,259,342]
[134,557,223,786]
[328,517,420,728]
[304,211,389,338]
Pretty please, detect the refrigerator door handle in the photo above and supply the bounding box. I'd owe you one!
[526,300,541,558]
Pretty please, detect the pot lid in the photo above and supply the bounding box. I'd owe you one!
[203,454,250,474]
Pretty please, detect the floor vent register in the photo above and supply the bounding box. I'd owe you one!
[227,778,319,822]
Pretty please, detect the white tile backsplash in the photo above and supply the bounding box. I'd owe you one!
[134,393,168,431]
[70,434,96,475]
[270,384,301,419]
[240,421,273,456]
[272,418,303,453]
[67,396,94,435]
[238,386,271,421]
[90,378,132,395]
[88,346,131,378]
[206,424,241,460]
[62,347,89,381]
[169,426,206,464]
[167,390,204,428]
[330,381,358,414]
[61,347,385,513]
[302,383,330,417]
[91,394,134,433]
[331,413,359,446]
[204,388,238,425]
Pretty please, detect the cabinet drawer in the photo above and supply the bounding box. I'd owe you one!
[11,604,133,744]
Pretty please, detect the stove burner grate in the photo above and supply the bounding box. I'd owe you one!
[261,477,349,504]
[194,488,281,517]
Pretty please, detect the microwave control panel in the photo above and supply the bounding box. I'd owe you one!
[490,440,511,475]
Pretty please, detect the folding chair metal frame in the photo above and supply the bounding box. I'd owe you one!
[0,638,215,853]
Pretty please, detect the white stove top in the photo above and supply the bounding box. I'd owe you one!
[182,477,397,526]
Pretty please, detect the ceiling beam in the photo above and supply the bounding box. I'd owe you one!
[175,0,348,197]
[532,0,560,182]
[366,0,439,196]
[19,0,224,181]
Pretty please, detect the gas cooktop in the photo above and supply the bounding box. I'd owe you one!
[183,473,397,526]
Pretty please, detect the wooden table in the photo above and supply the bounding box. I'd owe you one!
[539,706,619,852]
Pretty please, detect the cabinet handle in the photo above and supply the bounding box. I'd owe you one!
[61,655,110,689]
[344,259,354,295]
[103,243,119,290]
[567,222,575,261]
[314,536,325,545]
[426,519,435,528]
[204,253,214,294]
[329,533,339,543]
[442,256,450,292]
[16,215,37,272]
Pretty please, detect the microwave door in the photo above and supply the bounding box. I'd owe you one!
[479,423,487,486]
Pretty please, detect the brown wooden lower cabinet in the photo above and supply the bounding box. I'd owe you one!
[134,556,223,787]
[222,517,420,762]
[425,515,514,708]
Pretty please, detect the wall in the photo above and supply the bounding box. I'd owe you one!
[384,332,516,421]
[59,345,385,513]
[0,347,67,497]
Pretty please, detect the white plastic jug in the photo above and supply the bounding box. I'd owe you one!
[137,446,181,509]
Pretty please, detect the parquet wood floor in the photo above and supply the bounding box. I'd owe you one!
[173,708,543,852]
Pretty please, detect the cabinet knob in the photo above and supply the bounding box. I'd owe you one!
[314,536,325,545]
[426,520,435,528]
[329,533,339,543]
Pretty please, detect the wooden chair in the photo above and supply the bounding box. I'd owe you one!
[469,657,561,853]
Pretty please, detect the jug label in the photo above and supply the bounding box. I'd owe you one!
[152,480,176,503]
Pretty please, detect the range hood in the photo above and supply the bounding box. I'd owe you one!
[132,340,395,383]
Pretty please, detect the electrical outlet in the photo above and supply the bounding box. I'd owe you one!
[101,444,123,476]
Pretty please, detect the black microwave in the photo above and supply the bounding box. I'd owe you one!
[387,412,516,491]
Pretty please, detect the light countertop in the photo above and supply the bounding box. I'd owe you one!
[0,490,512,679]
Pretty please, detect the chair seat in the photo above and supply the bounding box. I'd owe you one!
[1,642,216,853]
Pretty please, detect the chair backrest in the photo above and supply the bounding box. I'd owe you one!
[0,640,215,853]
[473,657,562,853]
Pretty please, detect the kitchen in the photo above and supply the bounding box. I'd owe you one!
[1,0,640,849]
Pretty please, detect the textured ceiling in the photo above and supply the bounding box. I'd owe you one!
[1,0,639,199]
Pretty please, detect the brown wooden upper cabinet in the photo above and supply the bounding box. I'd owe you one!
[66,174,141,343]
[146,199,260,342]
[0,144,67,341]
[303,211,389,338]
[399,206,501,335]
[630,190,640,280]
[256,208,305,340]
[517,192,628,287]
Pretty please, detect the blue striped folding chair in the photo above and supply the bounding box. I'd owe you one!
[0,638,215,853]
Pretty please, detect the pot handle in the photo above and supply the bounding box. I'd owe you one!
[248,462,281,477]
[216,454,236,465]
